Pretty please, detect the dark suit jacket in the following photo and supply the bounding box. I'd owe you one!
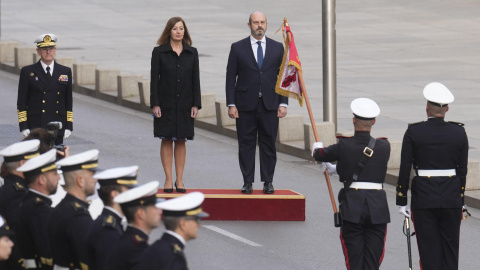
[226,36,288,111]
[17,60,73,136]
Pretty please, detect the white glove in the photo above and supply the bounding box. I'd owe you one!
[311,142,324,157]
[21,129,30,137]
[399,206,411,218]
[64,129,72,139]
[323,162,337,175]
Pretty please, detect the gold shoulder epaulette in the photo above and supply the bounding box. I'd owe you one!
[408,121,424,126]
[448,121,465,126]
[102,215,116,228]
[71,202,87,212]
[172,243,183,254]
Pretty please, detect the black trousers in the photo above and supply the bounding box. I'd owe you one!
[411,208,462,270]
[340,204,387,270]
[236,99,278,183]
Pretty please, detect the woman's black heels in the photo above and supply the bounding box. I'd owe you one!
[175,181,186,193]
[164,182,173,193]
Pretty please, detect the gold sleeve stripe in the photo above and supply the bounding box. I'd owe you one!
[18,110,27,122]
[67,111,73,122]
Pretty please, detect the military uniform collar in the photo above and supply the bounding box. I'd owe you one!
[40,59,55,74]
[126,224,149,238]
[5,173,26,184]
[353,131,371,140]
[64,193,89,207]
[103,206,124,219]
[165,230,186,246]
[427,117,445,122]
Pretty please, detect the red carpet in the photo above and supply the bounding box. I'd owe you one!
[157,189,305,221]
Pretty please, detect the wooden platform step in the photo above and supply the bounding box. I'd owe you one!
[157,189,305,221]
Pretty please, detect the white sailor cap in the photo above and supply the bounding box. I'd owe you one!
[0,139,40,163]
[93,165,139,187]
[350,98,380,120]
[114,181,161,208]
[16,149,57,178]
[35,34,57,48]
[156,192,209,218]
[423,82,454,108]
[56,149,99,172]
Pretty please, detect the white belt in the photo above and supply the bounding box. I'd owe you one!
[23,259,37,268]
[349,182,382,190]
[417,169,456,177]
[54,265,79,270]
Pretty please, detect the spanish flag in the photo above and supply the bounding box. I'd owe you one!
[275,19,304,106]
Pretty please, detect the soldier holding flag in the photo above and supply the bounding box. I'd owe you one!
[312,98,390,270]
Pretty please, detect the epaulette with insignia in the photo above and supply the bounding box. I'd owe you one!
[408,121,424,126]
[132,234,146,244]
[34,197,45,205]
[13,182,26,191]
[71,202,87,212]
[102,215,116,228]
[171,243,183,254]
[448,121,465,126]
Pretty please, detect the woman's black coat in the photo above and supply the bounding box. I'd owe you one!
[150,42,201,138]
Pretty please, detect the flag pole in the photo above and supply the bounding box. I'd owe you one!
[283,22,339,218]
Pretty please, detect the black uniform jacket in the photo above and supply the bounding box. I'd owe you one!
[134,232,187,270]
[313,131,391,224]
[150,42,202,138]
[106,225,148,270]
[48,193,92,269]
[17,61,73,135]
[16,190,53,269]
[0,174,28,227]
[396,118,468,209]
[225,36,288,111]
[87,208,124,270]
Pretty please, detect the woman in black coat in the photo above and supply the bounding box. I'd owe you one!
[150,17,201,193]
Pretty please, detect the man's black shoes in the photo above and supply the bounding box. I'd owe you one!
[241,183,253,194]
[263,182,274,194]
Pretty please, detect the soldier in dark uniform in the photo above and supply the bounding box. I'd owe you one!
[0,140,40,227]
[0,140,40,270]
[86,166,138,270]
[17,33,73,145]
[396,82,468,270]
[312,98,390,270]
[135,192,209,270]
[16,149,60,269]
[48,149,100,270]
[106,181,162,270]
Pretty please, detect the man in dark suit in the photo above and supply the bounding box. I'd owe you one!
[86,166,137,270]
[396,82,468,270]
[17,34,73,145]
[226,11,288,194]
[15,149,59,270]
[312,98,391,270]
[134,192,209,270]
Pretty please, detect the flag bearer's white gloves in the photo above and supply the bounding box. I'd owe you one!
[399,206,411,218]
[311,142,324,157]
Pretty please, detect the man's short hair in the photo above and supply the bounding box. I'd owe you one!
[121,205,147,223]
[162,216,182,231]
[98,185,123,206]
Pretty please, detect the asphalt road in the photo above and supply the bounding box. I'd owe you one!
[1,69,480,269]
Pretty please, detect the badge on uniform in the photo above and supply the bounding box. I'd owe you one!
[30,73,34,77]
[58,75,68,82]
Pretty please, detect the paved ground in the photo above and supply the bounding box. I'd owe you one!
[3,0,480,158]
[1,68,480,269]
[2,1,480,269]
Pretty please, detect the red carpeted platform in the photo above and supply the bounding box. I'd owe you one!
[157,189,305,221]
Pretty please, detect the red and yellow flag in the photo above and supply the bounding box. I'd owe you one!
[275,19,304,106]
